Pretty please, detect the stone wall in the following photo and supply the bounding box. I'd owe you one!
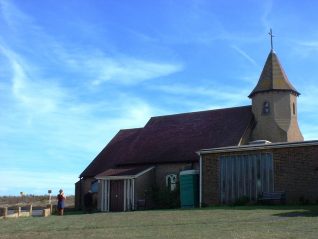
[251,92,303,142]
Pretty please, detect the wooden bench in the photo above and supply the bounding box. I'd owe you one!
[137,199,146,210]
[258,192,286,204]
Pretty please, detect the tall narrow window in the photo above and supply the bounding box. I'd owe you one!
[293,103,296,115]
[166,174,177,191]
[263,101,270,114]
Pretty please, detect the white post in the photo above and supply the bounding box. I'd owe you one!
[107,180,110,212]
[123,180,127,211]
[101,180,105,211]
[127,179,130,210]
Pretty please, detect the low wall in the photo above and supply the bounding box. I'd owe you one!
[0,204,53,219]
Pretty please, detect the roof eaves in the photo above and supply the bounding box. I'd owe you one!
[95,166,155,180]
[198,140,318,155]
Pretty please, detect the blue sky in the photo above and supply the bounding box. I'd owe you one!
[1,0,318,196]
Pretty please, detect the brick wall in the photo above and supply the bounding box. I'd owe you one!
[75,178,96,209]
[202,154,219,205]
[202,144,318,205]
[135,168,155,209]
[273,145,318,203]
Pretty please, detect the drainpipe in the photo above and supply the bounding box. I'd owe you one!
[79,177,82,210]
[199,154,202,208]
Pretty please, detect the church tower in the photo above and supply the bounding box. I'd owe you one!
[249,47,304,143]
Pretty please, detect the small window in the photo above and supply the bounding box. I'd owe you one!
[263,101,270,114]
[166,174,177,191]
[90,180,98,193]
[293,103,296,115]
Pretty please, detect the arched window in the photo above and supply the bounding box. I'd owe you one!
[166,174,177,191]
[263,101,270,114]
[293,103,296,115]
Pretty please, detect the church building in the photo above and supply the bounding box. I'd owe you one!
[76,43,318,211]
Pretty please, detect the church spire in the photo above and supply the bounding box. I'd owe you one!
[248,31,303,143]
[248,48,300,98]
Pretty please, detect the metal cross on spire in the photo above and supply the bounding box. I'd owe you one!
[268,28,275,50]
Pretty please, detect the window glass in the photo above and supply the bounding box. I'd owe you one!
[263,101,270,114]
[166,174,177,191]
[91,180,98,193]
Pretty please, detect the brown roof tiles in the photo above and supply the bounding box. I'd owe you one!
[80,128,142,178]
[80,105,253,178]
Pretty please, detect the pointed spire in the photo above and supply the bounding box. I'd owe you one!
[248,50,300,98]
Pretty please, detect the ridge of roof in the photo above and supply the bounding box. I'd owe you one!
[117,105,253,166]
[248,50,300,98]
[146,105,252,123]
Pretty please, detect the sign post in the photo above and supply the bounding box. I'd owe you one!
[48,190,52,204]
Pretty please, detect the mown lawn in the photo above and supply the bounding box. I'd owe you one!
[1,205,318,239]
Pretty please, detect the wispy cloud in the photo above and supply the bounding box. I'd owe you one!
[296,85,318,140]
[0,44,66,115]
[290,40,318,58]
[298,85,318,113]
[1,0,183,88]
[88,57,183,86]
[298,41,318,48]
[260,0,273,31]
[151,83,249,100]
[0,0,31,30]
[231,45,258,66]
[148,83,250,111]
[0,0,173,196]
[0,44,159,151]
[0,55,161,192]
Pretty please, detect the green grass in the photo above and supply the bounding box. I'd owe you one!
[1,205,318,239]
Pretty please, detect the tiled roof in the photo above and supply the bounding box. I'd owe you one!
[80,105,253,178]
[117,105,253,166]
[79,128,142,178]
[248,50,300,98]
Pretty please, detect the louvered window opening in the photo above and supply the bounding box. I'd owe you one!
[220,153,274,204]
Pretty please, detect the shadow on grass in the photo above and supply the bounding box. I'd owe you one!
[50,207,89,216]
[200,204,318,217]
[55,205,318,218]
[272,207,318,217]
[55,207,102,216]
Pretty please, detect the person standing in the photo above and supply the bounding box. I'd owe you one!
[57,189,66,216]
[84,190,93,213]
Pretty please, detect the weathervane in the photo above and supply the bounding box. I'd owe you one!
[268,28,275,50]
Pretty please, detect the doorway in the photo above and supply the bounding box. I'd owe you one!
[110,180,124,212]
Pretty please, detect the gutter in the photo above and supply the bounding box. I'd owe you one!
[199,154,202,208]
[95,166,155,180]
[198,140,318,155]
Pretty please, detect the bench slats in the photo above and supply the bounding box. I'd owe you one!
[258,192,286,204]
